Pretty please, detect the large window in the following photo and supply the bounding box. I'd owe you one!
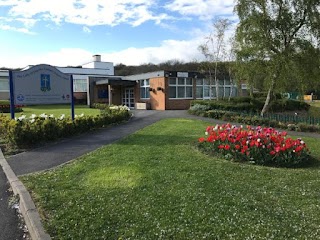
[196,78,210,98]
[196,78,237,99]
[73,79,87,92]
[0,78,9,92]
[169,77,193,99]
[140,79,150,99]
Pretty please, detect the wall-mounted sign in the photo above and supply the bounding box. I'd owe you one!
[177,72,189,78]
[9,64,74,119]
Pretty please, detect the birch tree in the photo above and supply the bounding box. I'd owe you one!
[198,18,232,100]
[235,0,320,116]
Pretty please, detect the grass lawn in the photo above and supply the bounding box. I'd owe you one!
[308,101,320,118]
[2,104,100,118]
[21,118,320,239]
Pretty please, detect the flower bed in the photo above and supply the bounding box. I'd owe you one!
[0,104,24,113]
[198,123,310,167]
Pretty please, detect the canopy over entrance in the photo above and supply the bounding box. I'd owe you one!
[87,76,136,106]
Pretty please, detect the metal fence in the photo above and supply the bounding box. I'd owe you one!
[263,113,320,125]
[232,111,320,125]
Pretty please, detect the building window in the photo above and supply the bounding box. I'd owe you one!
[140,79,150,99]
[169,77,193,99]
[98,89,108,99]
[196,78,210,99]
[196,78,237,99]
[73,79,87,92]
[0,78,9,92]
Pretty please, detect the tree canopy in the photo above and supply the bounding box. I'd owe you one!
[235,0,320,115]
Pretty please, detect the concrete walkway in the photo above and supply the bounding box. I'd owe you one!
[1,110,320,239]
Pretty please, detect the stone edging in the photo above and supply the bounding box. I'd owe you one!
[0,149,51,240]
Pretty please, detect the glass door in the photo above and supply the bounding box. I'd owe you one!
[122,88,135,109]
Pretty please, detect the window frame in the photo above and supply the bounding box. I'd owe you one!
[168,77,193,99]
[139,79,150,99]
[196,78,237,99]
[0,78,9,92]
[73,79,87,93]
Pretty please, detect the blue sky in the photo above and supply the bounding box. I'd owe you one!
[0,0,237,68]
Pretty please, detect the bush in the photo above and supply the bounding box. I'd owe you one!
[191,97,310,115]
[252,92,267,98]
[188,104,211,116]
[229,96,252,103]
[189,108,320,134]
[190,99,259,113]
[198,123,310,167]
[0,107,131,149]
[269,99,310,112]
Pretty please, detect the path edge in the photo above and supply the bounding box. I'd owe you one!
[0,148,51,240]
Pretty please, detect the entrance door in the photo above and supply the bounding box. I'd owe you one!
[122,88,135,109]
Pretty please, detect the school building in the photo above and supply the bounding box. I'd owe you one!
[0,55,245,110]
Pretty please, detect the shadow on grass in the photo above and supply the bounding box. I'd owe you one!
[119,133,195,146]
[297,155,320,169]
[197,146,320,170]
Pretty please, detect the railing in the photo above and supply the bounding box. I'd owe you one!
[235,111,320,125]
[263,113,320,125]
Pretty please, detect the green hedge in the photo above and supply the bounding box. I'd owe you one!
[188,108,320,133]
[0,107,131,149]
[0,100,24,113]
[190,98,310,113]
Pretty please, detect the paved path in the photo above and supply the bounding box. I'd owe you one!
[2,110,320,239]
[0,169,24,240]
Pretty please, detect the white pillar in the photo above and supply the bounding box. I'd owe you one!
[108,85,112,106]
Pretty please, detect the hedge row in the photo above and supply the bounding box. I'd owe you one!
[190,97,310,113]
[0,107,131,149]
[188,108,320,133]
[0,104,23,113]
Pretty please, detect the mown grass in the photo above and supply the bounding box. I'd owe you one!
[2,104,100,118]
[309,101,320,118]
[21,118,320,239]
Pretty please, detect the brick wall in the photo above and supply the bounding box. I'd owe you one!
[150,77,166,110]
[111,86,122,105]
[165,99,192,110]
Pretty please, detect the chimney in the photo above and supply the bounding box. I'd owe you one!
[93,54,101,62]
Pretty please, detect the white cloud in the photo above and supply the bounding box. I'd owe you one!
[0,37,208,68]
[3,0,170,28]
[0,16,37,32]
[0,0,21,6]
[165,0,236,20]
[0,23,35,34]
[0,48,93,68]
[82,26,91,33]
[101,37,206,66]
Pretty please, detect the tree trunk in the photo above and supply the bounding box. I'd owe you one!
[249,85,254,97]
[214,62,219,100]
[260,79,275,117]
[209,70,213,100]
[228,83,233,101]
[215,79,219,100]
[228,68,233,101]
